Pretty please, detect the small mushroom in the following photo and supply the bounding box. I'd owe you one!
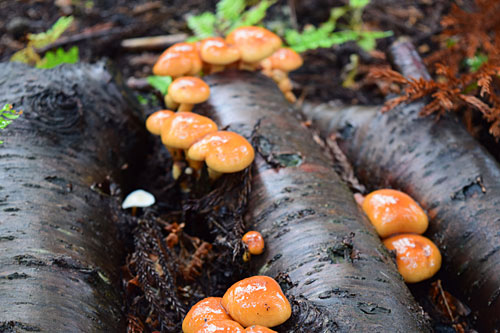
[260,48,303,102]
[221,276,291,328]
[186,131,255,181]
[226,26,282,71]
[244,325,277,333]
[242,231,265,255]
[200,37,240,74]
[161,112,218,177]
[153,42,202,78]
[122,189,155,216]
[182,297,232,333]
[168,76,210,112]
[383,234,442,283]
[195,319,244,332]
[361,189,428,238]
[145,110,175,136]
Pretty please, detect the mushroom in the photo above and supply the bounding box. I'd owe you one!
[122,189,155,216]
[186,131,255,181]
[242,231,265,257]
[168,76,210,112]
[260,48,303,103]
[221,276,291,328]
[244,326,277,333]
[145,110,175,136]
[161,112,218,177]
[226,26,282,71]
[182,297,233,333]
[361,189,429,238]
[153,42,202,78]
[195,319,244,332]
[383,234,442,283]
[200,37,240,74]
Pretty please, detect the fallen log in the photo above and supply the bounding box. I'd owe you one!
[302,41,500,331]
[0,62,147,332]
[198,71,431,332]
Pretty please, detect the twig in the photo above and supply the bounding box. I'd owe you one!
[437,279,455,322]
[121,34,188,51]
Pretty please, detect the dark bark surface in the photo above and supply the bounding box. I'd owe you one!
[198,71,430,332]
[0,62,147,332]
[302,42,500,331]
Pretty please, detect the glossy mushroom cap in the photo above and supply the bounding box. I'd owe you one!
[182,297,233,333]
[200,37,240,65]
[153,42,202,77]
[122,189,155,209]
[221,276,291,328]
[362,189,428,238]
[265,48,303,72]
[195,319,244,333]
[169,76,211,105]
[145,110,175,136]
[226,26,282,63]
[160,112,218,150]
[187,131,254,174]
[242,231,265,255]
[383,234,442,283]
[244,326,277,333]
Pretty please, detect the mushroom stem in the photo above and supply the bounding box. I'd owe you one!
[166,147,183,161]
[239,61,259,71]
[131,206,137,216]
[165,94,179,110]
[207,167,223,181]
[172,161,183,180]
[209,64,225,74]
[284,91,297,103]
[185,154,204,176]
[178,103,194,112]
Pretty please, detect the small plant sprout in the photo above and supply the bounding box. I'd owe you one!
[122,189,155,216]
[0,104,22,144]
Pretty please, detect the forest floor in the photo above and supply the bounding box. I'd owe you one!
[0,0,485,332]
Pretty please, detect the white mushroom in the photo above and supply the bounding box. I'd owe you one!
[122,189,155,214]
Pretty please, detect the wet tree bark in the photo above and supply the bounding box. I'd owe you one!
[198,71,430,332]
[302,41,500,331]
[0,62,147,332]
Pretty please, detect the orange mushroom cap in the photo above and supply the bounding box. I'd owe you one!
[362,189,428,238]
[195,319,244,333]
[226,26,282,63]
[182,297,233,333]
[186,131,255,174]
[383,234,442,283]
[161,112,218,150]
[242,231,265,255]
[145,110,175,136]
[169,77,211,105]
[153,42,202,77]
[265,48,303,72]
[221,276,291,328]
[200,37,240,65]
[244,325,277,333]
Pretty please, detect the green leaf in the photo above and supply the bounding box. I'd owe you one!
[29,16,74,49]
[36,46,79,69]
[356,31,392,51]
[231,0,276,31]
[466,53,489,72]
[0,104,21,143]
[216,0,245,21]
[187,12,216,39]
[349,0,370,9]
[147,75,172,95]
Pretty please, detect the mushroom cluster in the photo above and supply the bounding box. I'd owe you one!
[152,26,303,108]
[182,276,290,332]
[359,189,442,283]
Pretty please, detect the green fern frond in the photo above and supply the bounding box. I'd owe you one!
[29,16,74,49]
[216,0,245,21]
[37,46,79,69]
[187,12,217,40]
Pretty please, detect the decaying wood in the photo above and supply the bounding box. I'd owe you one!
[198,71,431,332]
[302,41,500,331]
[0,62,148,332]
